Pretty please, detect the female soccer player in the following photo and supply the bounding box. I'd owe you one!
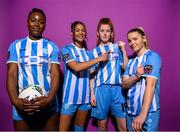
[59,21,109,131]
[122,27,161,131]
[90,18,128,131]
[7,8,60,130]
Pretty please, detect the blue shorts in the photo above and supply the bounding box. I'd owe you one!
[127,110,160,131]
[61,103,91,115]
[13,96,59,120]
[91,84,126,120]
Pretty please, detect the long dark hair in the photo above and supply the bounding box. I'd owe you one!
[71,21,88,49]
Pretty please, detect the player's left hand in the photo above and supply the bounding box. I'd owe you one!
[98,51,110,62]
[132,113,146,131]
[90,93,96,107]
[33,96,50,111]
[118,41,126,49]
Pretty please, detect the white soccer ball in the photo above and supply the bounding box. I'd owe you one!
[18,85,47,101]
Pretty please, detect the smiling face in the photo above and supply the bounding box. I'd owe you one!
[97,24,113,44]
[27,11,46,40]
[127,31,147,54]
[72,23,86,47]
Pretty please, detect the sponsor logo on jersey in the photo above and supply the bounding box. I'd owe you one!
[19,56,49,65]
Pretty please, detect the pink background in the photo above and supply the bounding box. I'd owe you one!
[0,0,180,130]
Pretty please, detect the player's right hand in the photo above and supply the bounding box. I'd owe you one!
[90,93,96,107]
[135,65,144,79]
[98,51,110,62]
[14,98,37,115]
[118,41,126,49]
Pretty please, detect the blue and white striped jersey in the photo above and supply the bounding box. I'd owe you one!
[7,37,60,93]
[61,43,90,104]
[89,43,123,87]
[123,50,161,115]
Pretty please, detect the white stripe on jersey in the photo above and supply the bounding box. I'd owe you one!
[108,44,114,84]
[110,59,116,84]
[83,48,90,103]
[84,50,89,61]
[132,83,141,115]
[129,60,135,76]
[63,70,70,101]
[37,40,44,89]
[16,41,21,61]
[47,42,53,56]
[75,46,84,102]
[92,49,100,86]
[25,40,34,85]
[16,41,23,89]
[140,78,146,107]
[101,46,108,85]
[152,93,157,111]
[67,73,77,103]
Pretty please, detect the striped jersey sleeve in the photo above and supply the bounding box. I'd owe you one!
[61,46,75,64]
[141,52,161,79]
[89,48,98,71]
[48,41,61,64]
[7,40,20,63]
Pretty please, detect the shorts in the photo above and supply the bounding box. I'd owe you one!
[13,96,59,121]
[91,84,126,120]
[127,110,160,131]
[61,103,91,115]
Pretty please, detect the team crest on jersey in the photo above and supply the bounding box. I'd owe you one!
[64,54,70,61]
[144,65,153,74]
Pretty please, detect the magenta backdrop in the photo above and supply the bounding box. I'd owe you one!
[0,0,180,130]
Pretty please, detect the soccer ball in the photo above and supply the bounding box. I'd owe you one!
[18,85,47,101]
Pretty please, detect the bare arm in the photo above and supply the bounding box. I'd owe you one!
[141,77,156,117]
[6,63,33,113]
[67,51,109,73]
[122,76,139,89]
[6,63,18,105]
[90,76,96,106]
[132,77,157,131]
[47,63,60,102]
[118,41,129,70]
